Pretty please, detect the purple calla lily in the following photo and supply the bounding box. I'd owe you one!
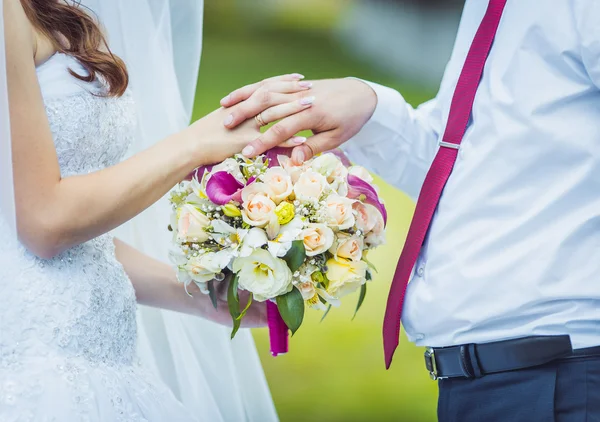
[347,174,387,225]
[264,147,292,168]
[206,171,245,205]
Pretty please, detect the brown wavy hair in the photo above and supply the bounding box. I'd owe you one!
[20,0,128,97]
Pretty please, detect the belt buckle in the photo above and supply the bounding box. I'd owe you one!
[424,347,439,380]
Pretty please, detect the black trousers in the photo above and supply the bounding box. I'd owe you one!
[437,354,600,421]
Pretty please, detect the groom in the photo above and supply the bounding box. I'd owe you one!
[222,1,600,421]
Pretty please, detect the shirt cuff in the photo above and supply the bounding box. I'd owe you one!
[343,78,408,148]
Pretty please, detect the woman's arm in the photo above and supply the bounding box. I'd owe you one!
[114,238,266,327]
[5,0,307,259]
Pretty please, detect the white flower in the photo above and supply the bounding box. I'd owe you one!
[176,204,211,243]
[211,158,246,184]
[311,153,348,183]
[233,249,293,301]
[365,210,386,247]
[239,228,269,257]
[185,250,232,284]
[267,217,304,257]
[299,223,335,256]
[261,167,293,204]
[348,165,374,184]
[210,220,248,249]
[293,170,329,201]
[324,194,355,230]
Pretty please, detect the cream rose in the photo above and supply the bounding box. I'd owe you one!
[278,155,305,183]
[311,153,348,183]
[325,258,367,298]
[261,167,293,203]
[299,223,335,256]
[293,170,329,201]
[233,249,293,301]
[325,194,355,230]
[241,183,277,228]
[365,210,386,247]
[296,279,317,301]
[348,165,374,184]
[331,233,363,262]
[177,204,211,242]
[353,202,380,234]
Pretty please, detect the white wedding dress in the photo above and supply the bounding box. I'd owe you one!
[0,53,200,421]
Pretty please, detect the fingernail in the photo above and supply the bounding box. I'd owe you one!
[291,73,305,80]
[220,94,231,104]
[299,81,312,88]
[242,145,254,157]
[292,136,307,145]
[292,149,305,164]
[224,114,233,126]
[299,96,315,106]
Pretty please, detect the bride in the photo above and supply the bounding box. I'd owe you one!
[0,0,311,420]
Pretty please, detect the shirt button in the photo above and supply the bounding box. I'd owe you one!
[417,266,425,277]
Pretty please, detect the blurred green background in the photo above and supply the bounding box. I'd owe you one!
[192,1,441,421]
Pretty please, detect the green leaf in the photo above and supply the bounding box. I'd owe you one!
[362,256,378,273]
[320,304,332,323]
[366,270,372,282]
[352,284,367,320]
[283,240,306,273]
[227,274,242,339]
[235,293,253,321]
[207,281,218,310]
[276,287,305,335]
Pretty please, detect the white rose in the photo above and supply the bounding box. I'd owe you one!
[325,194,355,230]
[241,183,277,228]
[211,158,246,184]
[299,223,335,256]
[261,167,293,203]
[311,153,348,183]
[293,170,329,201]
[233,249,293,301]
[348,165,374,184]
[331,233,363,262]
[184,251,228,284]
[177,204,211,242]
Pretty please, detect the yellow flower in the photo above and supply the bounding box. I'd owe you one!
[222,202,242,218]
[275,201,295,225]
[325,257,367,298]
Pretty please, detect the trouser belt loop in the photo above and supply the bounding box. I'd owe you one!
[458,344,483,378]
[467,343,483,378]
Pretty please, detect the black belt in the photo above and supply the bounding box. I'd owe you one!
[424,335,600,380]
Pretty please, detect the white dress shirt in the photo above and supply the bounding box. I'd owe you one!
[343,0,600,349]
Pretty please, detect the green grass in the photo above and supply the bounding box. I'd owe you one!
[194,12,438,422]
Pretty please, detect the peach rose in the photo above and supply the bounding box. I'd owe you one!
[331,233,363,262]
[299,223,335,256]
[365,209,385,247]
[293,170,329,201]
[353,202,381,234]
[177,204,210,242]
[325,194,355,230]
[241,183,277,228]
[261,167,293,203]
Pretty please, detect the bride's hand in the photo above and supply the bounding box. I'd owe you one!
[191,278,267,328]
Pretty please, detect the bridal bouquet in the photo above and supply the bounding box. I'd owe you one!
[168,150,387,355]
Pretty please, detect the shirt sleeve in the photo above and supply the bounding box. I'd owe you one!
[340,79,443,201]
[574,2,600,88]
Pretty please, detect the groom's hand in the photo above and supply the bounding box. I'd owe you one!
[221,78,378,164]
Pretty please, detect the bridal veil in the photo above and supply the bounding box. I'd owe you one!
[0,1,277,420]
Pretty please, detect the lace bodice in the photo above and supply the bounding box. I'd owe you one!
[0,53,140,409]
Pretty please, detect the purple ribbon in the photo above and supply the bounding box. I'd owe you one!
[266,301,288,356]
